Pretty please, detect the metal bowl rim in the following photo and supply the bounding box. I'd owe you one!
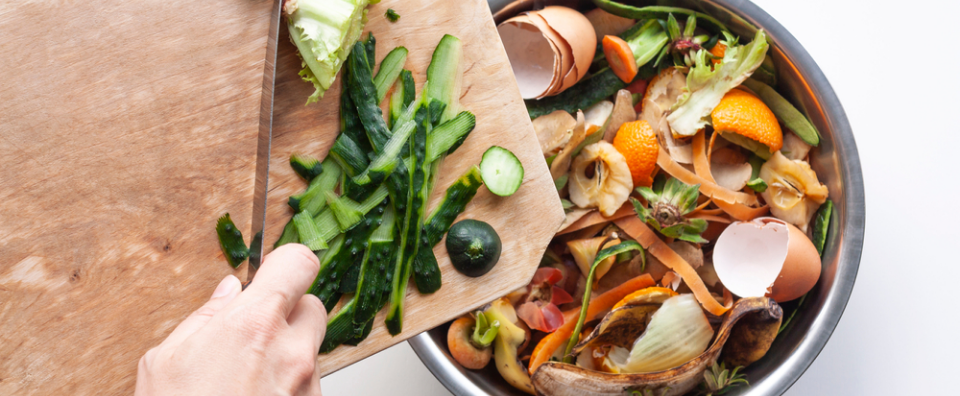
[409,1,865,395]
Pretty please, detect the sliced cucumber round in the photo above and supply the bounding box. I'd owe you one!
[479,146,523,197]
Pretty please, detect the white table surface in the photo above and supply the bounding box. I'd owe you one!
[322,0,960,394]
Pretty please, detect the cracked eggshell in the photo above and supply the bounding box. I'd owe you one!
[498,15,558,99]
[713,217,790,298]
[770,221,822,302]
[526,13,574,97]
[535,6,597,82]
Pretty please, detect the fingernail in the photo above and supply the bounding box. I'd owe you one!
[211,275,237,298]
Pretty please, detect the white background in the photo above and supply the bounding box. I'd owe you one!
[322,0,960,394]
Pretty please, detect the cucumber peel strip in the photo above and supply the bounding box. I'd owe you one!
[216,213,248,268]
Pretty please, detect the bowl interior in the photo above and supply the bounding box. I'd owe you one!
[410,1,865,395]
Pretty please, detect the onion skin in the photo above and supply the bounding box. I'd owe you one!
[531,297,781,396]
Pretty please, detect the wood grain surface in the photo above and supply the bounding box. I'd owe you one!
[0,0,563,392]
[0,0,272,394]
[266,0,564,376]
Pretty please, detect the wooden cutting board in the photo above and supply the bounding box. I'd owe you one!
[0,0,270,394]
[0,0,562,394]
[267,0,564,376]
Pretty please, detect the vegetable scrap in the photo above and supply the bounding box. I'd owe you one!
[442,2,835,394]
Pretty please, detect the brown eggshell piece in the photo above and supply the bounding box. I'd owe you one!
[497,15,559,99]
[535,6,597,82]
[770,222,822,302]
[526,12,573,97]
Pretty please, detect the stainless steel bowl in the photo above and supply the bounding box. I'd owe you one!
[410,0,865,394]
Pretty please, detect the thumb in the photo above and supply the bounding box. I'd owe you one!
[160,275,242,348]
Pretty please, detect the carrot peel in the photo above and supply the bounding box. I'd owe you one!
[614,216,730,316]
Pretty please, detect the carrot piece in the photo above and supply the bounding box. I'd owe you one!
[614,216,729,316]
[709,42,726,65]
[527,273,655,375]
[690,131,768,221]
[603,35,638,83]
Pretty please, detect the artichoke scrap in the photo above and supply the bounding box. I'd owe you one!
[759,151,828,231]
[569,141,634,216]
[630,178,709,243]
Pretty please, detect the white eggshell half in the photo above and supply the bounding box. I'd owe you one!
[498,17,558,99]
[713,217,790,297]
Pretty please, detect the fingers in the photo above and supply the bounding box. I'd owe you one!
[237,244,320,319]
[161,275,242,348]
[287,294,327,352]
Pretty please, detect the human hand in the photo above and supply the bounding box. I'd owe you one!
[136,244,327,396]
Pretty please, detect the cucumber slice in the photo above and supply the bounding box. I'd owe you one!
[479,146,524,197]
[811,199,833,256]
[273,218,299,248]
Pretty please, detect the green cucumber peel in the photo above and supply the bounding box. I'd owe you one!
[215,213,248,268]
[325,186,389,232]
[423,165,484,246]
[347,41,392,153]
[329,134,369,178]
[309,201,388,312]
[319,296,357,353]
[563,239,644,362]
[385,8,400,22]
[425,111,476,163]
[811,199,833,256]
[374,47,408,103]
[273,218,299,248]
[293,211,329,251]
[307,234,345,310]
[389,70,415,127]
[364,32,376,71]
[289,153,323,182]
[353,118,416,186]
[386,106,429,335]
[289,158,341,214]
[742,78,819,146]
[353,205,398,324]
[424,34,463,123]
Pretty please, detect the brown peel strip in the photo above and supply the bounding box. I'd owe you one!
[558,202,634,235]
[690,131,767,221]
[550,111,589,180]
[657,147,758,207]
[614,216,730,316]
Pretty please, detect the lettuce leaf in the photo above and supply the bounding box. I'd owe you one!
[666,30,769,136]
[286,0,371,104]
